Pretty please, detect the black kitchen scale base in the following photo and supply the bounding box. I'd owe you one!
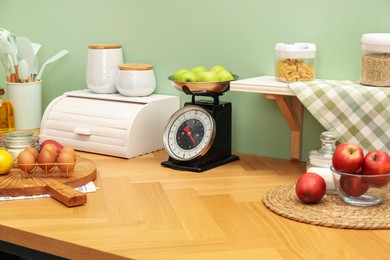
[162,85,239,172]
[161,154,239,172]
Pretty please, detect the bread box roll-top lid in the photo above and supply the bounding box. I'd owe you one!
[275,43,316,59]
[88,44,122,49]
[39,90,180,158]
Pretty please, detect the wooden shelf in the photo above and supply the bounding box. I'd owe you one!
[230,76,295,96]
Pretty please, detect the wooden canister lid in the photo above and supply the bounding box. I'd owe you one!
[119,63,153,70]
[88,44,122,49]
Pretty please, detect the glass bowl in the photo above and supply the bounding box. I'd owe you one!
[331,166,390,206]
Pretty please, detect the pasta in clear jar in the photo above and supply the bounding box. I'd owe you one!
[274,43,316,82]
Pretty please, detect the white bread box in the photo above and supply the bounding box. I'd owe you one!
[39,89,180,158]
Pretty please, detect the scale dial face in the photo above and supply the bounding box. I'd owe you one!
[163,105,216,161]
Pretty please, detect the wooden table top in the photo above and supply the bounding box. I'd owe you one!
[0,150,389,259]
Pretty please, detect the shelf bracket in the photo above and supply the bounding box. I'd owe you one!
[264,94,303,161]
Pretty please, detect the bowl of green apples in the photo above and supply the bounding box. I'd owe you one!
[169,65,238,94]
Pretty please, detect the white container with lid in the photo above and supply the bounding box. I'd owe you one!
[360,33,390,87]
[86,44,124,94]
[274,43,316,82]
[115,63,156,97]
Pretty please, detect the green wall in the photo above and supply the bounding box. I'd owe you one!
[1,0,389,161]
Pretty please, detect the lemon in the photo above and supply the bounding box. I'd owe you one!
[0,150,13,174]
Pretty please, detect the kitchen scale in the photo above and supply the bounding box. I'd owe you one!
[161,77,239,172]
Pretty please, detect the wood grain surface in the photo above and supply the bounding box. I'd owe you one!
[0,150,389,259]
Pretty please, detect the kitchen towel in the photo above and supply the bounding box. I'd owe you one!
[289,79,390,153]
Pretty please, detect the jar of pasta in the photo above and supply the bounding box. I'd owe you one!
[360,33,390,87]
[274,43,316,82]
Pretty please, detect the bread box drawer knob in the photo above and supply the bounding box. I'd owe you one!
[74,127,92,136]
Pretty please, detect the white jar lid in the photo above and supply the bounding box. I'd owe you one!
[275,43,316,59]
[361,33,390,52]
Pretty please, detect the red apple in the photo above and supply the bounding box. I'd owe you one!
[332,143,364,174]
[339,174,369,197]
[41,139,64,155]
[361,150,390,186]
[295,172,326,204]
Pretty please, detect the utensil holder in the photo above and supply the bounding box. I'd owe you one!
[6,81,42,130]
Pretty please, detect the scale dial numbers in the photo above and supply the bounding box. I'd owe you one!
[163,105,215,161]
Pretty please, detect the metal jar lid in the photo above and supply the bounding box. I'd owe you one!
[2,131,37,149]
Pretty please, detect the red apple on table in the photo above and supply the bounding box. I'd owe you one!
[332,143,364,174]
[361,150,390,186]
[339,174,369,197]
[295,172,326,204]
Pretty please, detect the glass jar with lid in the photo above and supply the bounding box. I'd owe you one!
[306,131,338,194]
[274,43,316,82]
[1,131,39,161]
[360,33,390,87]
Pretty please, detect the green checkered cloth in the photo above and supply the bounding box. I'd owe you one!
[289,80,390,153]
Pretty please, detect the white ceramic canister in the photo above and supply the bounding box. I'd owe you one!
[115,63,156,97]
[86,44,123,94]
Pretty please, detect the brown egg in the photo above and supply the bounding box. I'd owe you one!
[57,151,76,173]
[24,147,38,161]
[37,148,56,172]
[61,146,77,161]
[17,150,36,173]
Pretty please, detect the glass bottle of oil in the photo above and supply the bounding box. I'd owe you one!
[0,88,15,133]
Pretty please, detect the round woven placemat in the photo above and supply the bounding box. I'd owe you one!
[262,183,390,229]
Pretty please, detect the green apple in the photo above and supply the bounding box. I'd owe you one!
[198,71,220,82]
[175,71,198,82]
[190,65,207,75]
[210,65,227,74]
[217,70,234,81]
[172,69,189,81]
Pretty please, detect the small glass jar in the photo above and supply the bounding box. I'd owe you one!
[306,131,338,194]
[274,43,316,82]
[1,131,39,161]
[86,44,123,94]
[115,63,156,97]
[360,33,390,87]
